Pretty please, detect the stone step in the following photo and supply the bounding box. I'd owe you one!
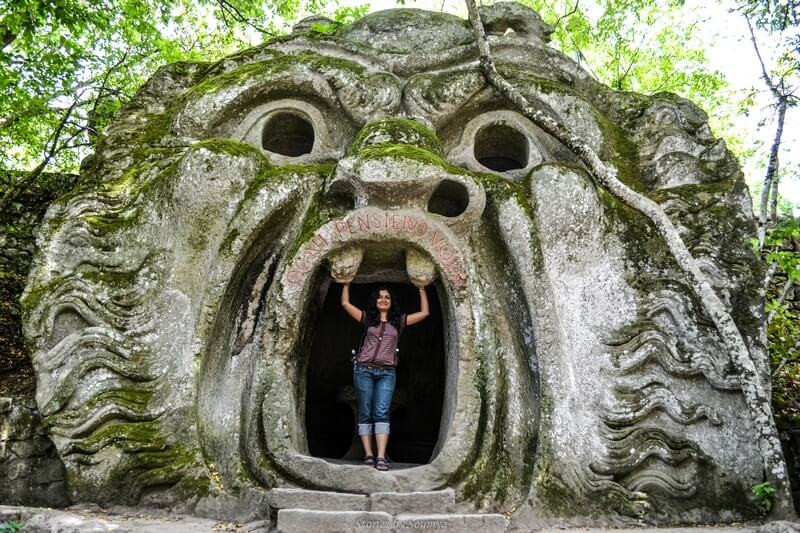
[268,487,368,512]
[369,489,455,514]
[395,512,508,532]
[277,508,509,533]
[277,509,392,532]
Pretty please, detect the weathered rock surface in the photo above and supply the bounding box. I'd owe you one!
[19,0,777,526]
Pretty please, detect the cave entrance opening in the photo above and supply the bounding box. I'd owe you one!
[304,282,445,466]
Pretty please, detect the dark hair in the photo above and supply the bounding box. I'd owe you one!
[364,285,402,329]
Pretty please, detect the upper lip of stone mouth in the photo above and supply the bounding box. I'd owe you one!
[283,207,465,290]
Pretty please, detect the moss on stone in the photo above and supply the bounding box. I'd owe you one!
[499,66,648,193]
[182,50,367,102]
[356,143,474,177]
[135,111,174,147]
[194,138,269,161]
[188,203,226,254]
[648,178,737,205]
[19,277,65,318]
[533,459,581,515]
[242,163,332,206]
[595,113,644,193]
[219,228,240,255]
[83,211,140,236]
[80,267,141,289]
[85,388,154,412]
[287,190,332,260]
[460,341,528,511]
[110,444,210,503]
[501,67,581,98]
[68,420,167,454]
[350,117,443,156]
[50,388,155,428]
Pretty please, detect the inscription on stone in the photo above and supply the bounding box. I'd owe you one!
[285,209,467,288]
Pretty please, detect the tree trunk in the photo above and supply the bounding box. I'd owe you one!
[758,97,787,245]
[464,0,794,518]
[769,159,781,227]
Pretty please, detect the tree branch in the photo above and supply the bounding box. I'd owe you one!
[553,0,580,28]
[616,31,648,90]
[768,278,794,325]
[773,337,800,378]
[0,97,81,211]
[465,0,795,517]
[213,0,276,36]
[747,15,780,97]
[86,52,129,146]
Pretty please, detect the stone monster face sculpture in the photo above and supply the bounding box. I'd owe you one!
[23,2,769,522]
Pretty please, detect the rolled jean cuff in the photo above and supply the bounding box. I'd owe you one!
[374,422,390,435]
[358,423,374,436]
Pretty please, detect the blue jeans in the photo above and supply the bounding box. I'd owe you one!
[353,366,396,436]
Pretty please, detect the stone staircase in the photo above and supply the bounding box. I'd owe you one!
[259,487,508,533]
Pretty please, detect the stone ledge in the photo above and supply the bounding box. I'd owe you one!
[369,489,455,514]
[277,509,392,532]
[268,487,367,511]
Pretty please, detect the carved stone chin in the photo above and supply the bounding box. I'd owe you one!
[22,1,773,524]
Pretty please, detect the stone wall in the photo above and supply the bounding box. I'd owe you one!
[0,396,69,506]
[0,170,76,507]
[1,171,78,396]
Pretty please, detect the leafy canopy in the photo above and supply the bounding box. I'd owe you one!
[0,0,367,174]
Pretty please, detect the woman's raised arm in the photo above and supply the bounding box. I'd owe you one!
[341,283,363,322]
[406,286,430,326]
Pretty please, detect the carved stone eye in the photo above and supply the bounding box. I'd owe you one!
[261,111,315,157]
[474,122,529,172]
[234,99,340,164]
[446,110,544,180]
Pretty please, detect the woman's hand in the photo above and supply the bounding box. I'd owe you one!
[341,283,363,322]
[406,285,430,326]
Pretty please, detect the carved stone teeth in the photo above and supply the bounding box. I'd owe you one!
[406,247,437,287]
[329,244,437,286]
[328,245,364,284]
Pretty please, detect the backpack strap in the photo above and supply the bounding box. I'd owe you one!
[356,311,370,353]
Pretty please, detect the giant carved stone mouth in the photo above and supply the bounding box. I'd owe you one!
[304,242,445,465]
[240,207,483,493]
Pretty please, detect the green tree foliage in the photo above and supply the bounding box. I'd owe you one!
[739,0,799,32]
[0,0,366,205]
[766,218,800,419]
[519,0,726,109]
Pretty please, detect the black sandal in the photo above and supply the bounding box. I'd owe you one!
[363,455,375,466]
[375,457,389,471]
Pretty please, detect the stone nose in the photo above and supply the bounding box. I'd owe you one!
[326,118,485,234]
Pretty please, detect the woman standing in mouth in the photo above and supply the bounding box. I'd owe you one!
[340,283,429,471]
